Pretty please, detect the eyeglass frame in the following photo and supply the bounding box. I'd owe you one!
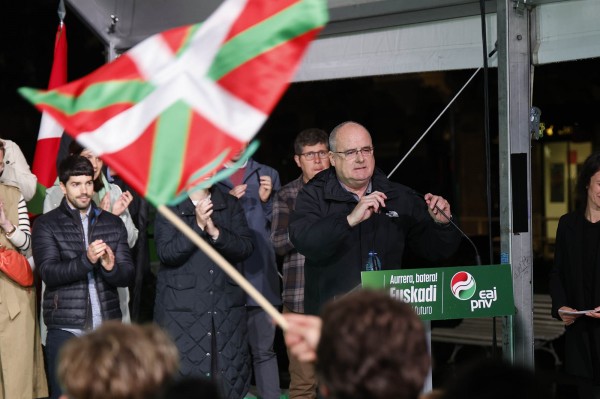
[298,150,329,161]
[332,146,374,160]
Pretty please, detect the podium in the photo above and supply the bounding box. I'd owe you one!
[362,264,515,392]
[361,264,515,320]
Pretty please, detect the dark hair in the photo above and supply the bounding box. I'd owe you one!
[68,140,85,156]
[68,141,104,192]
[294,128,329,155]
[0,141,5,157]
[58,155,94,184]
[316,290,429,399]
[576,152,600,210]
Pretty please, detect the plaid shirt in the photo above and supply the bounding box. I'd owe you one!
[271,176,305,313]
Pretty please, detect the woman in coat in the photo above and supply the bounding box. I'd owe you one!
[550,152,600,398]
[153,184,253,399]
[0,141,47,398]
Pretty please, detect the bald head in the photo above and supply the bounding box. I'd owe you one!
[328,122,375,192]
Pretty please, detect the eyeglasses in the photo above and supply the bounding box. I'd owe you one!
[333,146,374,160]
[300,150,329,161]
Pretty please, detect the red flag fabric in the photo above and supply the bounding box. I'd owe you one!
[31,23,67,188]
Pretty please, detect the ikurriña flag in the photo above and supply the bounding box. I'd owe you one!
[20,0,328,206]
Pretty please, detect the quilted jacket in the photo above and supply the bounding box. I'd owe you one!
[153,187,253,399]
[32,198,134,329]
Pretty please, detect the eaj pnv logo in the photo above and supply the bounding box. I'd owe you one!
[450,271,476,300]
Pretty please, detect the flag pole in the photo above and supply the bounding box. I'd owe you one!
[157,205,289,330]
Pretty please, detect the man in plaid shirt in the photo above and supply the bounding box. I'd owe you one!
[271,128,330,399]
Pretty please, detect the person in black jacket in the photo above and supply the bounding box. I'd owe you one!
[32,155,134,399]
[153,183,254,399]
[550,152,600,398]
[289,121,461,315]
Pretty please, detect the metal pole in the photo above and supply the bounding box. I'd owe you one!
[497,0,535,367]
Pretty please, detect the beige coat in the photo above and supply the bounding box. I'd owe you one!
[0,185,47,398]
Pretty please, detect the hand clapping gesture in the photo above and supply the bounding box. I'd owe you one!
[258,175,273,203]
[87,239,115,271]
[195,197,219,240]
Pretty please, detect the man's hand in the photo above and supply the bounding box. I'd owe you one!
[346,191,387,227]
[424,193,452,224]
[99,245,115,271]
[283,313,322,363]
[259,176,273,203]
[111,191,133,216]
[229,184,247,199]
[87,239,108,264]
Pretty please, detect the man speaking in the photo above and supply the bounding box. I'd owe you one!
[289,121,462,315]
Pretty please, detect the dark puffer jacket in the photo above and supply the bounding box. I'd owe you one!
[153,188,253,399]
[32,198,134,329]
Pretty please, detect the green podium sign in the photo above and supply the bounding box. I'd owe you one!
[361,264,515,320]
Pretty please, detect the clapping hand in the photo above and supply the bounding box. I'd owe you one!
[259,176,273,203]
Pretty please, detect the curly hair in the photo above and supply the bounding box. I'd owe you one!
[58,321,179,399]
[316,290,429,399]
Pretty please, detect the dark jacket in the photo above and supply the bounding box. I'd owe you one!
[289,168,462,315]
[32,198,134,329]
[216,158,281,306]
[549,211,600,381]
[153,188,253,399]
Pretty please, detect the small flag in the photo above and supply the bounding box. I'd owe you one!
[20,0,327,206]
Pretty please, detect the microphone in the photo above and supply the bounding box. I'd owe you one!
[410,190,482,266]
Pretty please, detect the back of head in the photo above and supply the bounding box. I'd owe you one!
[58,321,179,399]
[58,155,94,185]
[316,290,429,399]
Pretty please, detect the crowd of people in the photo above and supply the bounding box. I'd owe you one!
[0,121,590,399]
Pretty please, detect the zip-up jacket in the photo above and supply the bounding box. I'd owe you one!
[32,198,134,329]
[290,168,462,315]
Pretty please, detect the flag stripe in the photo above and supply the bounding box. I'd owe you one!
[102,121,157,197]
[53,56,144,96]
[146,101,191,201]
[21,81,153,116]
[208,0,327,82]
[34,103,136,135]
[224,0,299,41]
[217,30,319,112]
[178,111,244,191]
[31,23,68,192]
[162,25,199,56]
[48,25,67,89]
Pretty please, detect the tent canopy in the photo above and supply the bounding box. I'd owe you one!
[67,0,600,80]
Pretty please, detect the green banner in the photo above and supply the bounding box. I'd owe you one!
[361,264,515,320]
